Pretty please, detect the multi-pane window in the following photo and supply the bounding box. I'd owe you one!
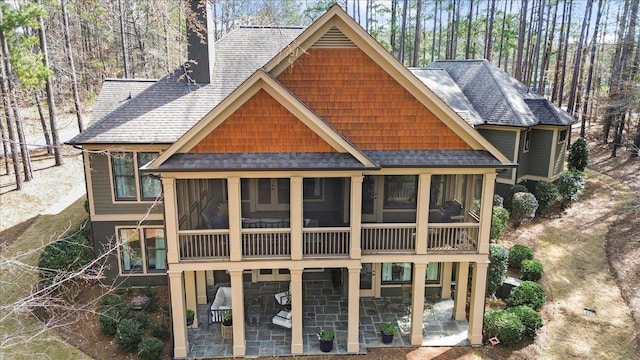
[381,262,440,284]
[111,152,161,201]
[558,129,568,143]
[118,227,166,274]
[523,130,532,153]
[303,178,323,200]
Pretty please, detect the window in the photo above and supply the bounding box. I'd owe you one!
[381,262,441,284]
[523,130,532,153]
[430,175,446,207]
[118,227,166,274]
[383,175,417,209]
[558,129,568,143]
[426,262,440,283]
[254,178,290,211]
[110,152,161,202]
[303,178,323,200]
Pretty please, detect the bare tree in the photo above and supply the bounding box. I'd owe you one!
[465,0,474,59]
[412,0,422,67]
[33,91,51,155]
[515,0,528,80]
[60,0,85,132]
[485,0,496,61]
[118,0,130,78]
[567,0,593,116]
[398,0,408,63]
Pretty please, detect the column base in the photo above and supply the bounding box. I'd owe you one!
[174,345,188,358]
[291,343,304,354]
[410,334,424,345]
[233,344,246,357]
[347,341,359,353]
[468,333,483,345]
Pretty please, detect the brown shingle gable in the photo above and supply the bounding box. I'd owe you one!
[277,48,471,151]
[189,89,336,153]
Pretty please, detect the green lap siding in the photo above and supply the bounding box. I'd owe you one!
[477,128,517,181]
[529,129,553,177]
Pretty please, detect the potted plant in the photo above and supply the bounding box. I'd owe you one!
[186,309,195,326]
[221,310,233,339]
[379,322,398,344]
[317,329,335,352]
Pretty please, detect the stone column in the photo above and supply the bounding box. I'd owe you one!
[290,177,303,260]
[410,263,427,345]
[168,270,188,357]
[350,175,363,259]
[347,266,361,352]
[454,262,469,320]
[467,261,489,345]
[290,269,304,354]
[229,270,245,356]
[227,177,242,261]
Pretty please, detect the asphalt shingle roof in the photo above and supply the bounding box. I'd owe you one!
[89,79,155,127]
[363,150,509,168]
[69,27,304,144]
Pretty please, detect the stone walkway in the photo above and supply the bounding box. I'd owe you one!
[187,281,468,358]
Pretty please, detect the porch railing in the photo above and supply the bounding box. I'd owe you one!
[241,229,291,259]
[427,223,479,252]
[179,230,230,260]
[302,227,350,257]
[361,223,416,253]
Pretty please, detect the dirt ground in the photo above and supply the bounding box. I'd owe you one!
[1,122,638,359]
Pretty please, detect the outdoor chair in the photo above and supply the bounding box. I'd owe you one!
[271,310,292,329]
[208,286,232,330]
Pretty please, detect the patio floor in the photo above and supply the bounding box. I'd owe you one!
[186,280,469,358]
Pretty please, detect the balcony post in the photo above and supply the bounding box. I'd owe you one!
[230,269,246,356]
[453,261,469,320]
[161,177,179,263]
[468,261,489,345]
[410,263,427,345]
[416,173,432,254]
[228,177,242,261]
[290,177,303,260]
[185,271,198,328]
[167,270,188,357]
[441,262,453,299]
[290,268,304,354]
[347,266,361,352]
[196,271,207,304]
[478,173,496,254]
[350,175,363,259]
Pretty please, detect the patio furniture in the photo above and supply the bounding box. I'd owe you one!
[208,286,232,330]
[271,310,292,329]
[247,298,261,327]
[274,282,291,310]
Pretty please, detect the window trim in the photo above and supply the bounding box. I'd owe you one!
[303,177,324,201]
[558,129,568,143]
[108,151,162,204]
[380,262,441,285]
[116,226,167,276]
[523,130,532,153]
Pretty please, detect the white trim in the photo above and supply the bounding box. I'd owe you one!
[115,225,167,276]
[512,130,521,183]
[107,151,162,204]
[522,130,531,153]
[516,174,560,183]
[548,130,559,179]
[84,152,96,217]
[90,213,164,222]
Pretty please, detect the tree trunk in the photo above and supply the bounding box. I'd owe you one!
[413,0,422,67]
[515,0,528,81]
[465,0,474,59]
[0,112,11,175]
[557,0,574,108]
[38,2,63,166]
[391,0,397,56]
[437,0,443,60]
[632,114,640,157]
[531,0,546,91]
[61,0,85,132]
[539,0,558,95]
[399,0,408,63]
[552,0,568,103]
[34,91,52,155]
[118,0,130,78]
[484,0,496,61]
[498,0,509,67]
[567,0,593,116]
[0,72,22,188]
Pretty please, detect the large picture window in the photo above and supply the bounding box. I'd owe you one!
[138,153,162,200]
[111,151,161,202]
[118,227,166,274]
[383,175,417,209]
[381,262,441,284]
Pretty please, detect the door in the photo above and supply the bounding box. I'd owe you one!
[359,263,375,296]
[361,175,377,222]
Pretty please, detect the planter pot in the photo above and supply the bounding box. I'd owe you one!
[186,317,194,327]
[319,338,334,352]
[221,323,233,339]
[380,332,394,345]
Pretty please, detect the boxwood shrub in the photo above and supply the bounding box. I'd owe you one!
[493,194,504,207]
[483,309,525,346]
[568,137,589,172]
[488,244,509,297]
[115,318,143,352]
[151,321,170,339]
[507,281,547,311]
[511,192,539,225]
[555,170,585,208]
[38,229,92,286]
[535,181,559,214]
[520,259,544,281]
[138,337,164,360]
[506,184,529,210]
[491,206,510,240]
[507,305,543,338]
[99,307,125,336]
[509,244,534,268]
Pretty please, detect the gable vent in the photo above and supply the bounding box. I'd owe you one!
[312,27,356,48]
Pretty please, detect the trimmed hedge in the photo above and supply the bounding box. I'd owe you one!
[511,192,539,225]
[568,137,589,172]
[535,181,559,214]
[555,171,585,208]
[490,206,510,240]
[507,281,547,311]
[506,184,529,210]
[488,244,509,297]
[115,319,143,352]
[483,310,525,346]
[138,337,164,360]
[507,305,543,338]
[520,259,544,281]
[509,244,534,268]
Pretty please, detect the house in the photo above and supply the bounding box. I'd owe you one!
[412,61,577,195]
[68,3,524,358]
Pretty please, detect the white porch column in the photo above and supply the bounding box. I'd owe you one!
[290,177,303,260]
[478,173,497,254]
[196,271,208,304]
[229,269,245,356]
[350,175,363,259]
[416,174,431,254]
[347,266,361,353]
[290,269,304,354]
[185,271,198,328]
[162,178,179,263]
[441,262,453,299]
[410,263,427,345]
[168,270,188,357]
[227,177,242,261]
[454,262,469,320]
[468,261,489,345]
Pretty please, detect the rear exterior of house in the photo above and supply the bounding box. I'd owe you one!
[69,4,521,358]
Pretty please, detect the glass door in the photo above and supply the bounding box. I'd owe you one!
[361,175,377,222]
[359,263,375,296]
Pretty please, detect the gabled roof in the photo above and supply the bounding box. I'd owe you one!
[89,79,155,127]
[424,59,577,128]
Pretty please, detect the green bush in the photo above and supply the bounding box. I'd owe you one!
[99,307,125,336]
[483,310,525,346]
[38,230,92,286]
[555,171,585,208]
[506,184,529,210]
[151,321,170,339]
[493,194,504,207]
[490,206,510,240]
[139,287,159,312]
[568,137,589,172]
[133,312,152,329]
[507,281,547,311]
[511,192,539,225]
[535,181,559,214]
[509,244,534,268]
[138,337,164,360]
[115,319,143,352]
[520,259,544,281]
[488,244,509,297]
[507,305,543,338]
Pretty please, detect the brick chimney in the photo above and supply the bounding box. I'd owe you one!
[187,0,215,83]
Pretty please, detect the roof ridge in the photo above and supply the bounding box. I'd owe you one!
[480,60,531,126]
[238,25,305,29]
[103,78,158,83]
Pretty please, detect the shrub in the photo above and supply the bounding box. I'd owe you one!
[507,281,547,311]
[151,321,170,339]
[38,230,92,286]
[520,259,544,281]
[139,287,159,311]
[133,312,152,329]
[509,244,534,268]
[511,192,539,225]
[138,337,164,360]
[507,305,543,338]
[555,171,585,208]
[493,194,504,207]
[483,310,525,346]
[488,244,509,297]
[506,184,529,210]
[490,206,510,240]
[115,319,143,352]
[99,307,125,336]
[568,137,589,172]
[535,181,559,214]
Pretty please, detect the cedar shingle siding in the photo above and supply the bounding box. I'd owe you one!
[190,89,336,153]
[277,48,471,151]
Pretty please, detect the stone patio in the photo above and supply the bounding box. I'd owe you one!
[186,281,468,358]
